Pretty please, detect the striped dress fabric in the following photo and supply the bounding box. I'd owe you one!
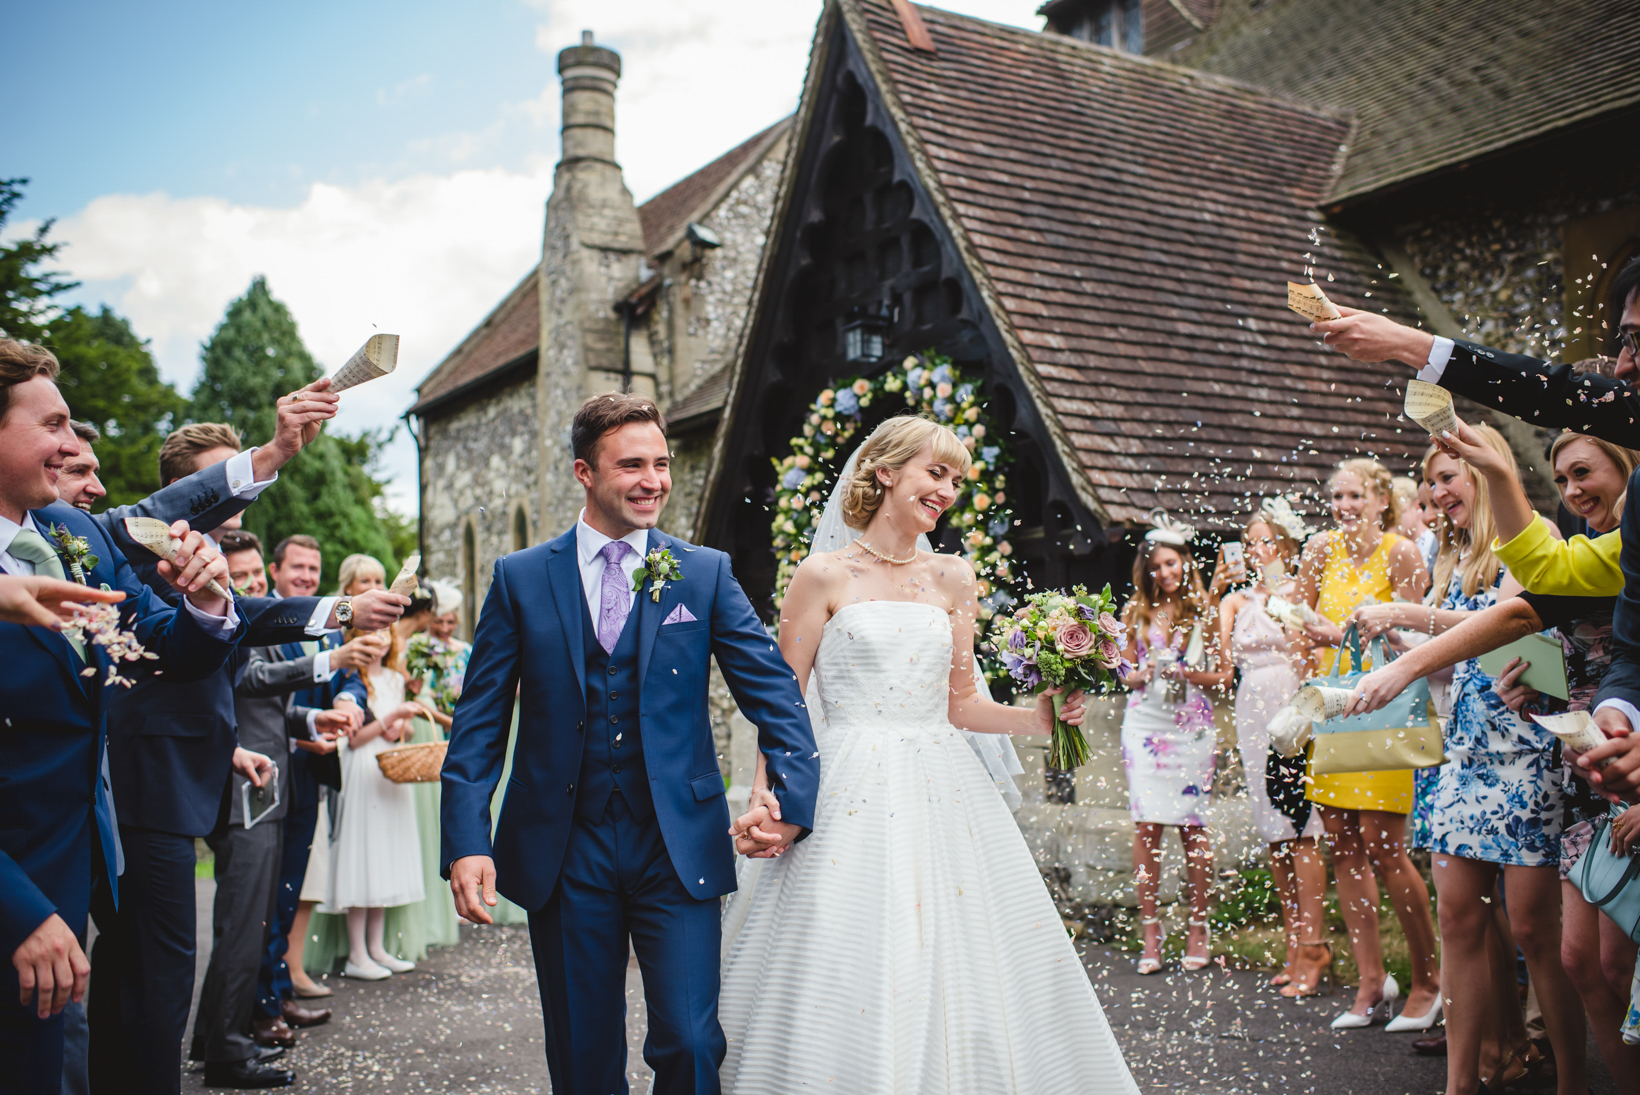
[718,600,1138,1093]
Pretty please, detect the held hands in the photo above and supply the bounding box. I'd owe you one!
[731,786,801,858]
[1309,305,1436,367]
[232,746,275,788]
[154,520,231,615]
[450,854,499,925]
[0,575,124,629]
[12,913,89,1019]
[1491,657,1540,715]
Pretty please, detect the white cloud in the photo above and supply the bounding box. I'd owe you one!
[52,164,555,511]
[33,0,1045,516]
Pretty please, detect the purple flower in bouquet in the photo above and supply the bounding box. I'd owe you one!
[1007,627,1029,651]
[1000,647,1041,688]
[1056,622,1095,659]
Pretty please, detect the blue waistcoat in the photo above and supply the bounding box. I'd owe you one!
[576,594,653,822]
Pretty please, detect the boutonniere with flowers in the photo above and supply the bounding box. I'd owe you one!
[49,524,99,584]
[632,546,682,603]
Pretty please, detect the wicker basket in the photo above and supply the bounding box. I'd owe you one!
[377,741,447,784]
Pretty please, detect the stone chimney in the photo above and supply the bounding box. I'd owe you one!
[537,30,651,535]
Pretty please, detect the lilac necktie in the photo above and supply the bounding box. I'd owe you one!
[596,540,635,653]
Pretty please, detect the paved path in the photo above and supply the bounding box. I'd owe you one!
[180,879,1611,1093]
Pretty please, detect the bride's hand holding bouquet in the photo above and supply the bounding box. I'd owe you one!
[999,585,1129,770]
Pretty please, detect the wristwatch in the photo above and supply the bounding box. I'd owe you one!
[335,597,354,627]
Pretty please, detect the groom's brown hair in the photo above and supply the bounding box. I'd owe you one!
[572,392,667,465]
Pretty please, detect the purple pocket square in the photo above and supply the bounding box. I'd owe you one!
[662,604,698,625]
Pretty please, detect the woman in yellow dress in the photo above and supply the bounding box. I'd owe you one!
[1286,459,1438,1031]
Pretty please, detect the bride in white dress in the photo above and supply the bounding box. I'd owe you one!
[719,416,1138,1094]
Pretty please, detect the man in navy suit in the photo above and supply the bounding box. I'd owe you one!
[442,392,820,1095]
[0,341,241,1094]
[86,422,408,1094]
[250,535,376,1040]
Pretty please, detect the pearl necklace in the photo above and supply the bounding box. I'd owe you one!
[852,537,918,565]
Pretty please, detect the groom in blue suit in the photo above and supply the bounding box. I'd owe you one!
[442,393,819,1094]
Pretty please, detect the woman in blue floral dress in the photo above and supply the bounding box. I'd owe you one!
[1351,426,1584,1095]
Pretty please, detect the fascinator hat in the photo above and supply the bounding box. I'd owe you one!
[1256,495,1311,543]
[1143,506,1196,548]
[426,579,463,617]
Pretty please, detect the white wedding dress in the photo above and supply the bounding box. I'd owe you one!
[718,599,1139,1093]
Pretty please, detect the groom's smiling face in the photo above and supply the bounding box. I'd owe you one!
[576,421,672,537]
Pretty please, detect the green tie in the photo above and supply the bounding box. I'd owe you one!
[10,526,87,661]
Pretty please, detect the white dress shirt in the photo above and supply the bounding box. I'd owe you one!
[0,510,238,636]
[1415,336,1457,384]
[575,510,648,627]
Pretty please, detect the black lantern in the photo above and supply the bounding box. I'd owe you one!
[842,303,891,364]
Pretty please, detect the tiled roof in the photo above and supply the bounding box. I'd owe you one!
[407,269,539,415]
[850,0,1419,526]
[637,117,793,259]
[1168,0,1640,203]
[666,362,733,429]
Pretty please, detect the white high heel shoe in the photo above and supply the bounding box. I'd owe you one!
[1330,972,1399,1029]
[1136,917,1165,975]
[1384,992,1441,1033]
[1180,918,1213,971]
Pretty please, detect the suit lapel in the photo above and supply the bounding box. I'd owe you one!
[547,534,587,697]
[636,531,674,688]
[22,510,88,696]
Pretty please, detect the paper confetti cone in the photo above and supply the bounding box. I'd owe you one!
[390,553,421,597]
[327,334,400,394]
[1286,281,1342,322]
[1404,378,1458,435]
[122,518,235,601]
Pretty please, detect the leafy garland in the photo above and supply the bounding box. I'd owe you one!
[769,351,1024,677]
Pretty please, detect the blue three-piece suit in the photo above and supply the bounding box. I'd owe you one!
[441,526,819,1095]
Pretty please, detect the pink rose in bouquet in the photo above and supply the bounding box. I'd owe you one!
[1056,622,1095,659]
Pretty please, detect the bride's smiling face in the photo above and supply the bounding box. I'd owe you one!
[879,442,961,533]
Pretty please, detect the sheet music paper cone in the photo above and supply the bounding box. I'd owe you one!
[1292,684,1354,723]
[1404,379,1458,435]
[1529,710,1608,755]
[1286,281,1342,322]
[327,334,399,394]
[1265,594,1319,629]
[390,553,420,597]
[122,517,235,601]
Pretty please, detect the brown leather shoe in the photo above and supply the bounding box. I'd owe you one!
[280,1000,332,1028]
[250,1016,297,1048]
[1411,1033,1447,1057]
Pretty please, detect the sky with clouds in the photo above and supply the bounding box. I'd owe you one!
[3,0,1044,512]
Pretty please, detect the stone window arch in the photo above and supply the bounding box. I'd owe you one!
[461,518,478,640]
[512,503,530,554]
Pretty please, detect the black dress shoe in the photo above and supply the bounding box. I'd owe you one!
[281,999,332,1027]
[203,1058,295,1088]
[1412,1033,1447,1056]
[253,1045,286,1063]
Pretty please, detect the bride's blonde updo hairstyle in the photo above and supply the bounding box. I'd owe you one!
[839,415,972,528]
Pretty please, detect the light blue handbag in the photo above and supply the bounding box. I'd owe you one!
[1308,625,1445,775]
[1575,812,1640,942]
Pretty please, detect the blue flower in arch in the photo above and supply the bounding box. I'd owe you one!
[955,382,974,402]
[981,445,1001,465]
[833,387,860,416]
[781,467,807,490]
[933,398,953,421]
[930,363,953,386]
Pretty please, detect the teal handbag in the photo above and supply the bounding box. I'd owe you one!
[1575,813,1640,942]
[1309,625,1445,775]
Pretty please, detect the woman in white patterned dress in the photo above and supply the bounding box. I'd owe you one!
[719,416,1138,1095]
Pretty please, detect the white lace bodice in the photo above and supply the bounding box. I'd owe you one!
[812,600,953,730]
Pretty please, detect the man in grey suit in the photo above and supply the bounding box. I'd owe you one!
[187,532,385,1083]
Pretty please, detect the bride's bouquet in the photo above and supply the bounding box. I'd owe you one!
[998,585,1128,770]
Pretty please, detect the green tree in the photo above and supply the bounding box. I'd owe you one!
[0,178,77,341]
[47,306,188,508]
[193,276,409,589]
